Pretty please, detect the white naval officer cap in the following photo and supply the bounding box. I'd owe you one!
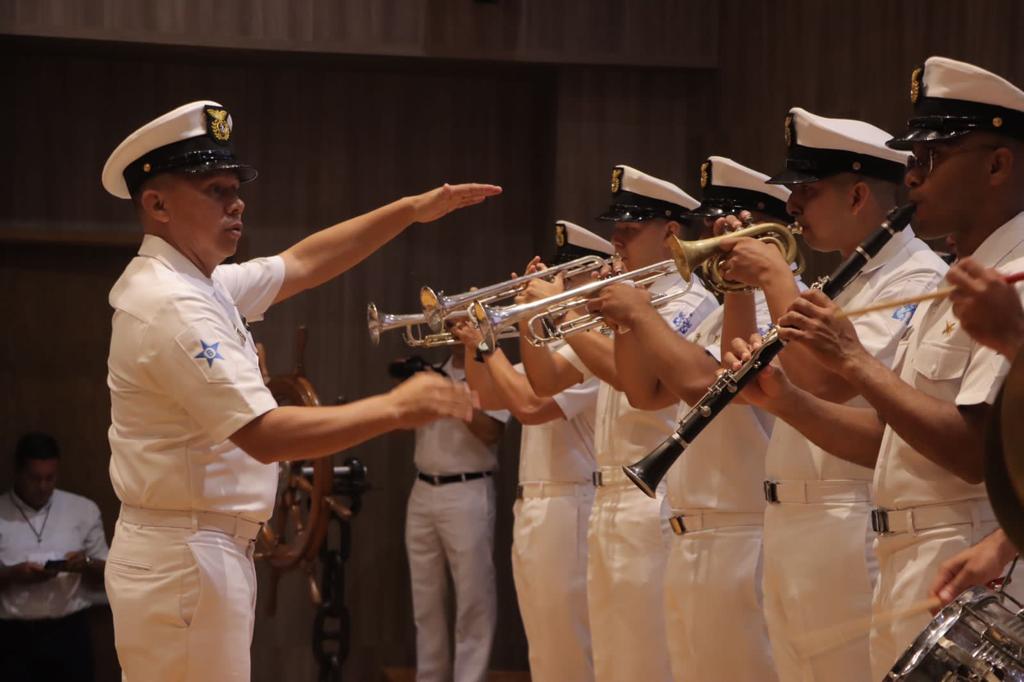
[767,107,910,185]
[597,165,699,223]
[102,100,257,199]
[692,156,791,222]
[888,56,1024,149]
[553,220,615,264]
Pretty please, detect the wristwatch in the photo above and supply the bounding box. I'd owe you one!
[474,339,494,363]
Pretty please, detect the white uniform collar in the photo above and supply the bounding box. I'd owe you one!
[8,489,52,515]
[138,233,214,283]
[964,211,1024,268]
[859,225,916,275]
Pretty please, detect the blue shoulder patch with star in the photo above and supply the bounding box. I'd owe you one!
[672,311,694,335]
[892,303,918,324]
[194,340,225,367]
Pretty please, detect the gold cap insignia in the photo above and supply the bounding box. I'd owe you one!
[700,160,710,189]
[784,114,794,147]
[555,223,566,247]
[143,162,152,173]
[910,67,923,104]
[205,107,232,143]
[994,116,1004,128]
[611,167,623,193]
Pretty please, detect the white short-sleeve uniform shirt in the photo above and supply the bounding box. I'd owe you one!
[558,273,719,467]
[766,229,948,482]
[667,294,776,513]
[413,358,511,475]
[874,215,1024,508]
[107,235,285,523]
[514,358,599,484]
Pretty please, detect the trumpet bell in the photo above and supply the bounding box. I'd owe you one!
[667,221,804,295]
[367,303,383,345]
[420,286,444,332]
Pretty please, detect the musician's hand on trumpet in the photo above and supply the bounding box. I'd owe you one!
[777,289,868,373]
[449,319,484,349]
[407,183,503,224]
[948,257,1024,359]
[585,282,652,333]
[929,528,1019,613]
[716,234,795,292]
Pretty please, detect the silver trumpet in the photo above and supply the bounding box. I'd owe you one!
[420,254,609,332]
[367,303,516,348]
[470,259,688,348]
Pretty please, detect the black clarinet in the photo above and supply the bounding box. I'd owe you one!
[623,204,916,497]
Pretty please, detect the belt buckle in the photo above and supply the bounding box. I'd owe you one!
[669,515,686,535]
[871,508,891,534]
[432,474,442,486]
[592,471,603,487]
[763,480,780,504]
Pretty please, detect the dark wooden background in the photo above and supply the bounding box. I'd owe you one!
[3,1,1024,680]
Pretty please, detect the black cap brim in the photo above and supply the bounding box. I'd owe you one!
[765,168,822,185]
[181,160,259,183]
[886,127,973,150]
[596,206,658,222]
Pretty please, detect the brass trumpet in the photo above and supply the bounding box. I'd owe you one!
[367,303,516,348]
[470,259,689,347]
[420,254,609,332]
[668,221,805,295]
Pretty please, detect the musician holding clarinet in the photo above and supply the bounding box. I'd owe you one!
[731,57,1024,679]
[715,109,947,682]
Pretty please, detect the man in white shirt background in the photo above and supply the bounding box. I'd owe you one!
[0,432,109,682]
[403,347,508,682]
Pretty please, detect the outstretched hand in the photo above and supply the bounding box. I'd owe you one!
[410,183,503,224]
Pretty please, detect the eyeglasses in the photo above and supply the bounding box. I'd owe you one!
[906,144,1001,178]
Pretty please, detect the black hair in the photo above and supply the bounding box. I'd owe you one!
[14,432,59,471]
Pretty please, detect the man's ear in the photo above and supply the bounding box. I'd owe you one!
[664,219,682,238]
[848,180,871,216]
[138,187,170,223]
[989,146,1016,188]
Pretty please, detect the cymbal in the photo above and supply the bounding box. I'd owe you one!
[986,348,1024,551]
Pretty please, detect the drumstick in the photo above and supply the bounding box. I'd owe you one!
[794,596,942,659]
[836,272,1024,320]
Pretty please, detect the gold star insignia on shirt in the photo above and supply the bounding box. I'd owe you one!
[943,320,957,336]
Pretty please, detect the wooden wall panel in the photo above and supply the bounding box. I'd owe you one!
[0,0,719,68]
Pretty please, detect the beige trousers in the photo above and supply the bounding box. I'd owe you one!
[511,484,595,682]
[106,518,257,682]
[762,501,877,682]
[664,524,777,681]
[586,482,674,682]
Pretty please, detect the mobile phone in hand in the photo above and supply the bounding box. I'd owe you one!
[44,559,68,572]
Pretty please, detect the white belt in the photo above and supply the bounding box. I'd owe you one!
[592,466,633,488]
[119,505,262,542]
[763,479,871,504]
[669,509,764,535]
[517,480,593,500]
[871,499,995,535]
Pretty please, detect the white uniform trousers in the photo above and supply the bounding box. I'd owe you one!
[511,482,595,682]
[664,518,777,681]
[762,500,876,682]
[587,479,674,682]
[106,518,257,682]
[406,476,497,682]
[868,501,1022,680]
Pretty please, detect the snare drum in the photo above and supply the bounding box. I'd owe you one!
[885,586,1024,681]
